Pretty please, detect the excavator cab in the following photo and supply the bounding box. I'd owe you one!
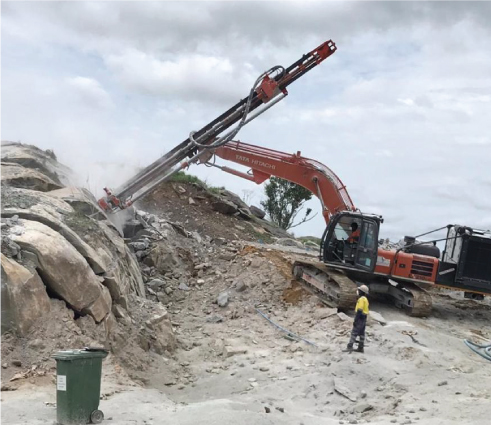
[321,212,382,272]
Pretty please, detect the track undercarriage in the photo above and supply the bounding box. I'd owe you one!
[293,260,433,317]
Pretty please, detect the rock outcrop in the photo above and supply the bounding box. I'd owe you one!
[1,143,149,336]
[1,254,51,335]
[211,199,239,215]
[49,186,107,220]
[1,141,73,186]
[6,219,111,322]
[1,162,63,192]
[249,205,266,219]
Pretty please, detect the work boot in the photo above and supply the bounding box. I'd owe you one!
[342,344,353,353]
[355,343,364,353]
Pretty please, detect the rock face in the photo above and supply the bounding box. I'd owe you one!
[276,238,305,249]
[1,142,73,186]
[1,254,51,336]
[1,162,63,192]
[7,219,111,322]
[211,199,238,215]
[249,205,266,219]
[1,185,145,302]
[0,143,150,335]
[219,190,249,210]
[48,187,107,220]
[2,185,109,275]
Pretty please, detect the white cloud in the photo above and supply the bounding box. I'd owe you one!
[105,50,255,104]
[375,150,394,158]
[398,98,415,106]
[2,1,491,240]
[66,76,113,109]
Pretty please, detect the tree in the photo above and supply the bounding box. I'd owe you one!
[260,177,316,230]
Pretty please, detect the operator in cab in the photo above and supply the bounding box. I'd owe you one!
[347,222,360,244]
[344,285,369,353]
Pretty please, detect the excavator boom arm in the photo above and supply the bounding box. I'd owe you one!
[208,140,356,223]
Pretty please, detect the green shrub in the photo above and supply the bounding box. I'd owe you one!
[169,171,203,185]
[208,186,225,195]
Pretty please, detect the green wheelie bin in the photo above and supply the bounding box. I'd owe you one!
[52,348,108,424]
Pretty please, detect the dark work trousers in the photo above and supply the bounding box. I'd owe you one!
[348,314,367,346]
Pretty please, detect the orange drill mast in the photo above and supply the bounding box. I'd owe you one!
[98,40,337,212]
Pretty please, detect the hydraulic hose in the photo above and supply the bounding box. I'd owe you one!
[464,339,491,362]
[255,307,318,347]
[189,66,285,150]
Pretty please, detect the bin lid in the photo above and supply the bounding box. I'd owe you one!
[52,347,109,361]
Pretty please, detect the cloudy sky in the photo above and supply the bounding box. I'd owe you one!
[2,1,490,240]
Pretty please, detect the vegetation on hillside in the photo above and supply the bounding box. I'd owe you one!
[261,177,316,230]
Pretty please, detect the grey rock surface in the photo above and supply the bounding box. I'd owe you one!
[211,199,238,215]
[217,291,230,307]
[1,254,51,335]
[1,162,63,192]
[8,219,110,321]
[249,205,266,219]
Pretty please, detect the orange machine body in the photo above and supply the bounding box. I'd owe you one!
[209,140,440,288]
[375,250,439,283]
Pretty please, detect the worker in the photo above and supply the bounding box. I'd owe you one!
[344,285,369,353]
[347,222,360,244]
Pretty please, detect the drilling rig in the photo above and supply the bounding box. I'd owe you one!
[99,40,491,316]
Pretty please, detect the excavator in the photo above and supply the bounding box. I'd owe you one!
[98,40,491,317]
[194,140,491,316]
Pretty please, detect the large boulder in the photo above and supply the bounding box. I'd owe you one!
[7,219,111,322]
[237,208,252,220]
[249,216,291,239]
[212,199,238,215]
[81,219,145,299]
[249,205,266,219]
[82,285,112,323]
[1,162,63,192]
[143,243,193,276]
[1,254,51,335]
[220,190,249,210]
[1,185,109,274]
[48,187,107,221]
[142,303,177,354]
[1,185,145,299]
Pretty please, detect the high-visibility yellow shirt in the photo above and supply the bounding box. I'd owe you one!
[355,296,369,315]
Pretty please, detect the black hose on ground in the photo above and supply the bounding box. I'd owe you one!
[464,339,491,362]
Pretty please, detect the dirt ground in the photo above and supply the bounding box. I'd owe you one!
[2,243,490,425]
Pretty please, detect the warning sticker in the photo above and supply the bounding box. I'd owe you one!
[376,256,391,268]
[57,375,67,391]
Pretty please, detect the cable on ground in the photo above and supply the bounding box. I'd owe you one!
[464,339,491,362]
[255,307,318,347]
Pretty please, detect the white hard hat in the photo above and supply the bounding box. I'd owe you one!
[358,285,369,294]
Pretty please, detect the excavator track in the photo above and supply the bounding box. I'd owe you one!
[292,260,358,311]
[394,281,433,317]
[293,259,433,317]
